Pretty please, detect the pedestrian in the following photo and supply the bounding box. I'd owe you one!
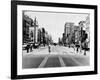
[48,44,51,53]
[79,41,82,54]
[26,44,30,53]
[73,44,75,52]
[30,44,33,52]
[84,41,87,55]
[76,46,78,53]
[76,44,79,53]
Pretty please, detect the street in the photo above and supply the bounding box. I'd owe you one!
[22,45,90,68]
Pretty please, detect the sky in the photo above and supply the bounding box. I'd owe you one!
[24,11,88,43]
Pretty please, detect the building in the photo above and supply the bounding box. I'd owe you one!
[37,27,53,46]
[79,20,86,41]
[62,33,66,45]
[74,26,81,44]
[28,17,39,46]
[63,22,74,45]
[64,23,71,35]
[78,20,89,49]
[37,28,42,45]
[74,25,80,31]
[32,17,39,44]
[85,15,90,48]
[23,13,33,44]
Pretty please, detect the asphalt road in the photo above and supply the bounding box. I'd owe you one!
[22,45,89,68]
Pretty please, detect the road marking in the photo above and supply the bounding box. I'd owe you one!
[38,54,49,68]
[62,49,85,66]
[58,56,66,67]
[70,56,84,66]
[63,54,84,66]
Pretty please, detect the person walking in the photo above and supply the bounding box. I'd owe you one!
[26,44,30,53]
[48,44,51,53]
[30,44,33,52]
[73,44,75,53]
[76,45,79,53]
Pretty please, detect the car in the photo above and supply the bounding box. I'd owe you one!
[22,44,27,50]
[53,43,57,46]
[33,43,39,49]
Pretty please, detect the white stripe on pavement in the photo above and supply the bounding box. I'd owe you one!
[38,54,50,68]
[58,56,66,67]
[69,56,84,66]
[64,54,84,66]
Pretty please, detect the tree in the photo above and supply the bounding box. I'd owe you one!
[81,30,88,43]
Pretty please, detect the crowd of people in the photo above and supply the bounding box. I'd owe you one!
[66,40,89,55]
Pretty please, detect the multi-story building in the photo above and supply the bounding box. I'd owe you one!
[74,26,81,44]
[23,13,33,44]
[62,33,66,45]
[64,22,74,45]
[85,15,90,48]
[32,17,39,44]
[64,23,71,35]
[78,20,89,49]
[28,17,39,46]
[79,20,86,41]
[37,28,42,45]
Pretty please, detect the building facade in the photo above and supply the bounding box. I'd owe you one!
[74,26,81,44]
[32,17,39,44]
[63,22,74,46]
[85,15,90,48]
[23,13,33,44]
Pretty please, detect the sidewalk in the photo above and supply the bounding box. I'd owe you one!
[62,46,90,57]
[22,46,49,55]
